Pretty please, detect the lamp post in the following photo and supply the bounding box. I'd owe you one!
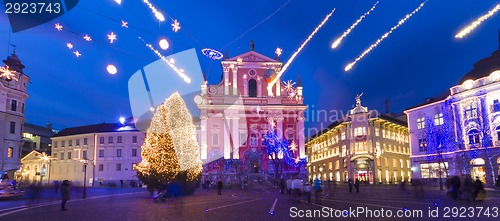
[82,160,88,199]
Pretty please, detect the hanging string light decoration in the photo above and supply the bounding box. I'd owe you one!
[455,3,500,39]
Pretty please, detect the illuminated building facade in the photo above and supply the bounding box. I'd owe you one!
[306,96,411,184]
[50,121,145,186]
[405,43,500,185]
[196,43,307,181]
[0,50,30,178]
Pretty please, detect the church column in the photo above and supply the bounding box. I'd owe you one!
[277,115,283,139]
[223,65,229,96]
[200,115,208,160]
[275,77,281,96]
[223,112,231,159]
[232,117,240,159]
[298,113,305,158]
[232,66,238,96]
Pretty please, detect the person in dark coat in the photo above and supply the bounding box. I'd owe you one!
[354,178,360,193]
[61,180,70,211]
[217,180,223,195]
[279,179,286,194]
[473,177,484,201]
[348,178,353,193]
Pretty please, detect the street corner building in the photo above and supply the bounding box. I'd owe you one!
[405,42,500,187]
[306,95,411,184]
[0,50,30,179]
[196,42,308,182]
[306,96,411,185]
[49,121,145,187]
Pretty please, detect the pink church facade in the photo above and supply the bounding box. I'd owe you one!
[196,44,307,181]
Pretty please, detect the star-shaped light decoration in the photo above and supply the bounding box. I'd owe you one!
[55,23,63,31]
[0,65,18,81]
[275,48,282,56]
[121,20,128,28]
[83,34,92,41]
[295,157,301,164]
[107,32,117,43]
[289,141,298,153]
[269,119,276,128]
[287,89,297,100]
[74,51,81,57]
[200,125,206,131]
[283,80,296,92]
[171,19,181,32]
[66,43,73,49]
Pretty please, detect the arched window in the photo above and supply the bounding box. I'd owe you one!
[248,79,257,97]
[468,129,480,145]
[250,134,257,146]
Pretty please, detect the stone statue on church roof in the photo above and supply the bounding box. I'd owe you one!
[355,93,363,107]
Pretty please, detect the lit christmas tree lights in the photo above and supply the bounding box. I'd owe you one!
[163,92,202,181]
[136,104,181,189]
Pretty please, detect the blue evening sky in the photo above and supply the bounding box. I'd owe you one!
[0,0,499,135]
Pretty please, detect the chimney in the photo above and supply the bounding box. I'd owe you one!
[250,40,255,51]
[385,98,391,115]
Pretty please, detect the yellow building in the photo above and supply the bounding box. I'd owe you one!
[306,95,411,184]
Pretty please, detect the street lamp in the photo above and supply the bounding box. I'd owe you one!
[81,160,88,199]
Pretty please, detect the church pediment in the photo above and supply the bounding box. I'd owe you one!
[227,51,279,63]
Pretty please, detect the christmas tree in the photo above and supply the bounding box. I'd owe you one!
[163,92,202,181]
[136,105,180,190]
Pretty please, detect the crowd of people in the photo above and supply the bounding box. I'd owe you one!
[445,175,485,201]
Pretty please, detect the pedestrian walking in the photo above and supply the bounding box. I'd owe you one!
[354,178,360,193]
[463,176,473,201]
[217,180,223,195]
[61,180,70,211]
[302,182,311,203]
[279,178,286,194]
[286,177,293,195]
[292,178,303,203]
[473,177,485,201]
[348,178,353,193]
[313,178,322,203]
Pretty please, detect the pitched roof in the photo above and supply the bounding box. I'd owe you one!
[53,122,139,137]
[404,89,449,111]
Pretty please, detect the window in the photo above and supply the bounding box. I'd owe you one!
[407,160,410,169]
[132,148,137,157]
[60,153,65,160]
[132,136,137,143]
[100,137,104,144]
[84,138,88,145]
[341,132,346,140]
[11,100,17,111]
[117,136,122,143]
[116,164,121,171]
[434,113,444,126]
[494,99,500,112]
[468,129,480,145]
[67,152,72,159]
[240,132,247,146]
[69,140,72,146]
[417,117,425,129]
[399,159,403,168]
[420,162,448,178]
[343,158,347,168]
[61,141,65,147]
[76,139,80,146]
[382,129,385,138]
[117,149,122,157]
[375,128,379,136]
[99,164,104,171]
[9,122,15,134]
[212,133,219,146]
[53,153,58,159]
[341,145,346,157]
[132,163,137,171]
[54,141,58,148]
[7,147,13,158]
[497,125,500,141]
[248,79,257,97]
[384,157,388,167]
[465,102,478,119]
[354,127,365,136]
[82,150,87,160]
[21,103,24,113]
[335,160,340,169]
[99,149,104,158]
[250,134,257,146]
[418,138,427,152]
[108,136,113,143]
[377,157,381,167]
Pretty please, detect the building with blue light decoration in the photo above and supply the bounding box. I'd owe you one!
[405,40,500,186]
